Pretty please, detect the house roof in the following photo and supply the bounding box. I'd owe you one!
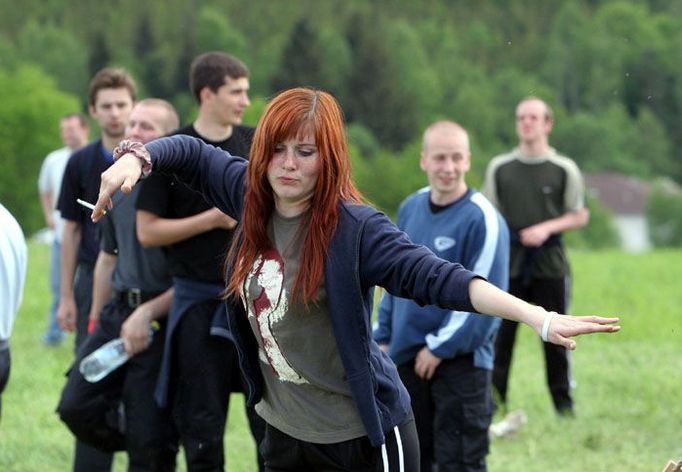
[584,172,651,215]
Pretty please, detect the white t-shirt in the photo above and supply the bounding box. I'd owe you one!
[37,147,71,242]
[0,203,27,340]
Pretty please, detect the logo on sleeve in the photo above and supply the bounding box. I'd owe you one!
[434,236,456,252]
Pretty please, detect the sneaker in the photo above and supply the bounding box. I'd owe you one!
[489,409,528,439]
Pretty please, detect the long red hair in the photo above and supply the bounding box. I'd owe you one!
[226,88,363,303]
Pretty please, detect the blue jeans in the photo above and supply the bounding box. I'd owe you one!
[44,239,64,343]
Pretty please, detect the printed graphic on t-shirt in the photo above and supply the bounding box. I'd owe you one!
[246,249,307,385]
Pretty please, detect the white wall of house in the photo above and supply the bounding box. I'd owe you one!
[614,215,651,252]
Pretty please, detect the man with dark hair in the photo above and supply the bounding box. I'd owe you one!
[38,113,89,346]
[375,121,509,472]
[58,99,180,470]
[483,97,589,417]
[136,51,264,471]
[189,51,250,103]
[57,66,136,472]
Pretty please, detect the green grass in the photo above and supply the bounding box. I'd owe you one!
[488,249,682,472]
[0,242,257,471]
[1,244,680,471]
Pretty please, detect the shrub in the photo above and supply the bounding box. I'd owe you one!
[646,179,682,247]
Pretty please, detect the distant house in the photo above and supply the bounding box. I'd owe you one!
[584,172,651,252]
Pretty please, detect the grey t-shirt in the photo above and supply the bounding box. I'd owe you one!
[100,187,172,292]
[244,211,365,443]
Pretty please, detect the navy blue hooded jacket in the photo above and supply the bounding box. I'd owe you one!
[145,135,482,447]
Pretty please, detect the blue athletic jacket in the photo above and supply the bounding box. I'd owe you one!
[374,188,509,370]
[145,135,481,447]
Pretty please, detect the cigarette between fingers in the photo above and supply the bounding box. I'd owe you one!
[76,199,107,214]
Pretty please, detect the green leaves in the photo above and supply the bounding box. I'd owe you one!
[0,65,81,233]
[1,0,682,238]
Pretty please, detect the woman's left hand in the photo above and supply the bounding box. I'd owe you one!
[543,313,620,350]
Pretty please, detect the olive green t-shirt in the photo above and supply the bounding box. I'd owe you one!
[243,211,366,444]
[482,147,585,278]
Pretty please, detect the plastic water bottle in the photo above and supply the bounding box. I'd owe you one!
[79,338,130,382]
[79,322,158,383]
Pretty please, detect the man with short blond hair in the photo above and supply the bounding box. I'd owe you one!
[58,99,180,470]
[375,121,509,471]
[483,97,589,417]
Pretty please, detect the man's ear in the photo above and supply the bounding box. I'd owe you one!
[199,86,214,104]
[419,151,428,171]
[545,117,554,134]
[464,153,472,172]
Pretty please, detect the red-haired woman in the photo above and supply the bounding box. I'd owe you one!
[94,88,619,472]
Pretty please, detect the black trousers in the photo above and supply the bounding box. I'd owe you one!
[170,299,265,471]
[0,346,9,421]
[398,354,492,472]
[71,263,114,471]
[492,276,574,413]
[73,263,95,353]
[58,298,178,471]
[259,415,419,472]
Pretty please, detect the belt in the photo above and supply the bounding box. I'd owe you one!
[115,289,164,308]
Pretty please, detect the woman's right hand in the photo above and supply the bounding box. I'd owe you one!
[92,153,143,222]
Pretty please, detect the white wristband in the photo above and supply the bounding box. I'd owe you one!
[541,311,557,342]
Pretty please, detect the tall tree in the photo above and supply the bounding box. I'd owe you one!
[88,32,111,77]
[344,12,420,150]
[270,19,350,98]
[542,2,591,113]
[17,21,89,97]
[271,20,323,92]
[195,6,248,60]
[0,65,81,232]
[174,25,197,96]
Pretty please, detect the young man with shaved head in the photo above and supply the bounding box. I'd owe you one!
[375,121,509,472]
[58,99,180,470]
[483,97,589,417]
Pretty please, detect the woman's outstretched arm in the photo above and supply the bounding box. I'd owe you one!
[92,136,247,221]
[468,278,620,350]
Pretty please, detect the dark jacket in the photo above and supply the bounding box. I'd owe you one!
[154,276,224,407]
[146,135,481,447]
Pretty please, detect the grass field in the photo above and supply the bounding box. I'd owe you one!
[0,243,680,471]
